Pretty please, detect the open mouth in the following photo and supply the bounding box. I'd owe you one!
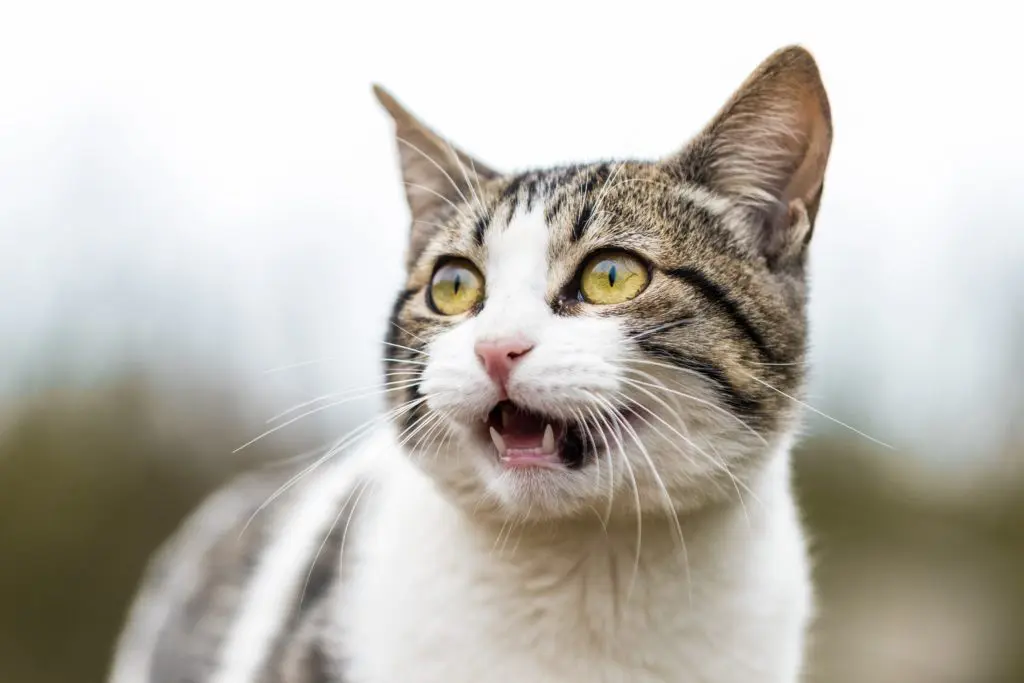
[485,400,586,470]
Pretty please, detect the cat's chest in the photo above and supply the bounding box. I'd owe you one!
[338,475,764,683]
[342,543,699,683]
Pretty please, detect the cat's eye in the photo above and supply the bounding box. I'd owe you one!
[429,259,485,315]
[578,251,650,305]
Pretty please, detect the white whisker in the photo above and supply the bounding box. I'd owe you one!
[620,367,767,446]
[266,379,421,425]
[389,321,430,347]
[402,181,473,223]
[738,371,893,449]
[396,136,473,209]
[382,340,430,357]
[236,383,421,453]
[240,396,429,535]
[627,318,697,341]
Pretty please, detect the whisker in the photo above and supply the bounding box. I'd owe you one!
[623,357,723,386]
[627,318,697,342]
[396,136,473,208]
[738,371,893,449]
[266,378,421,424]
[597,394,692,606]
[381,340,430,357]
[440,136,489,220]
[620,368,767,446]
[395,408,447,452]
[583,404,617,527]
[586,393,642,603]
[236,383,421,453]
[410,409,451,456]
[616,385,759,517]
[382,357,430,367]
[389,320,431,346]
[297,479,364,608]
[239,396,429,535]
[337,479,373,590]
[583,162,624,235]
[600,395,689,546]
[402,181,473,223]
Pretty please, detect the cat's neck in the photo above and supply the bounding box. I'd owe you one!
[368,437,797,593]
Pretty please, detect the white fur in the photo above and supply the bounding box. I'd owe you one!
[338,430,811,683]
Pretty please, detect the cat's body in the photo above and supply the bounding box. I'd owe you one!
[109,45,833,683]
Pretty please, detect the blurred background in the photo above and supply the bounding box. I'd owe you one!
[2,2,1022,682]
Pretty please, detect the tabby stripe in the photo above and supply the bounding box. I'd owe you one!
[543,165,587,226]
[665,267,774,362]
[637,340,759,416]
[498,174,528,227]
[543,191,568,225]
[523,175,542,210]
[209,456,361,683]
[107,484,261,683]
[473,213,490,245]
[571,163,611,242]
[265,482,362,682]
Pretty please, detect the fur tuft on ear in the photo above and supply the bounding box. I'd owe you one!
[373,85,499,267]
[665,46,832,268]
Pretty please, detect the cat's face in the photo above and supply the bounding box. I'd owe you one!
[377,46,831,522]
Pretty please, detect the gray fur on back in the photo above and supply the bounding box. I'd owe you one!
[108,461,359,683]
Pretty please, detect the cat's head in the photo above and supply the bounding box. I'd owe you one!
[375,46,831,522]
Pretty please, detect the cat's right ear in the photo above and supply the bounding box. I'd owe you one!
[373,85,499,265]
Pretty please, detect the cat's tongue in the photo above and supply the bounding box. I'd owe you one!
[488,402,562,468]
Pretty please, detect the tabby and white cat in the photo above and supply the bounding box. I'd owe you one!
[109,45,832,683]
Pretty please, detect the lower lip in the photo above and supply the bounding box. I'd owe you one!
[499,447,566,470]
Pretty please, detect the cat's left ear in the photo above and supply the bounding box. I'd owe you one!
[373,85,499,266]
[663,46,832,269]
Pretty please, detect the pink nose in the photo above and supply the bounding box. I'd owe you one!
[475,339,534,390]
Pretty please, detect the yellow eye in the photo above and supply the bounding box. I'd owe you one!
[579,251,650,305]
[429,259,484,315]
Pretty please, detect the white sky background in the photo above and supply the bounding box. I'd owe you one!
[1,1,1022,466]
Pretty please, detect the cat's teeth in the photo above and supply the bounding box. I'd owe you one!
[489,427,507,455]
[542,424,555,454]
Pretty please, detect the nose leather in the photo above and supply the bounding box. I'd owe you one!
[475,339,534,392]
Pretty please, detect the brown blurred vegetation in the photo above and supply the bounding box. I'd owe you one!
[1,376,1022,683]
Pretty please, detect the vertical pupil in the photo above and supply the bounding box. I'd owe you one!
[453,272,461,295]
[608,264,617,287]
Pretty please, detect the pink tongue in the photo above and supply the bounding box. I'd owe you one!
[501,408,545,450]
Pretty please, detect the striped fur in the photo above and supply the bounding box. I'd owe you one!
[109,46,832,683]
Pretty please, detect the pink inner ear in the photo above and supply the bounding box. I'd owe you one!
[780,93,832,206]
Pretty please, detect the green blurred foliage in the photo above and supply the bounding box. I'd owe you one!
[0,378,243,683]
[0,377,1021,683]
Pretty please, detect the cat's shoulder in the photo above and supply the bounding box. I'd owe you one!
[108,437,384,683]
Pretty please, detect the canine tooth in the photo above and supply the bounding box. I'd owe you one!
[489,427,507,455]
[542,424,555,453]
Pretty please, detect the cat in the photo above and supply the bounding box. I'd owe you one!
[108,44,832,683]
